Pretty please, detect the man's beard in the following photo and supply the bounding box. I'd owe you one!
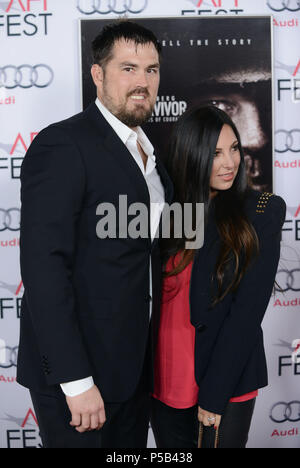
[115,104,153,128]
[102,85,155,128]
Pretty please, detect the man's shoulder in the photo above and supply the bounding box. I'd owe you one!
[32,103,103,147]
[48,102,97,132]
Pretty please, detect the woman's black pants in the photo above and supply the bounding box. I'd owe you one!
[150,397,256,449]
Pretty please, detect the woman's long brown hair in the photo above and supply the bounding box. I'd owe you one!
[162,106,259,306]
[212,194,259,305]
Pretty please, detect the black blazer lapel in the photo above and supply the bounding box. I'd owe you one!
[103,130,151,207]
[151,156,174,247]
[86,103,174,246]
[155,155,174,206]
[86,103,151,208]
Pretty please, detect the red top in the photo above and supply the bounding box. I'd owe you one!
[153,255,258,409]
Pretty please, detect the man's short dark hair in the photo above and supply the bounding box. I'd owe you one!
[92,20,162,69]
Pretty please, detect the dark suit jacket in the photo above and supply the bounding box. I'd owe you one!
[190,190,286,415]
[17,102,173,402]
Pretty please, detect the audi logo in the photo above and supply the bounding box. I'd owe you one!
[77,0,148,15]
[275,130,300,154]
[270,402,300,423]
[0,208,20,232]
[267,0,300,11]
[0,65,54,89]
[275,269,300,292]
[0,346,18,369]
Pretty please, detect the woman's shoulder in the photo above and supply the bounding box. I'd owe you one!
[245,189,286,232]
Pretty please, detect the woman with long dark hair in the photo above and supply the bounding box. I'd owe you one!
[151,106,286,448]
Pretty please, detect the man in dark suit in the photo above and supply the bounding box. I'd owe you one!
[17,21,173,448]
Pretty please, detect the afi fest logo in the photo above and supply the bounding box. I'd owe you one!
[183,0,244,15]
[0,280,23,319]
[292,339,300,364]
[77,0,148,15]
[276,59,300,103]
[275,339,300,377]
[281,205,300,241]
[1,408,42,448]
[0,132,38,180]
[0,0,52,37]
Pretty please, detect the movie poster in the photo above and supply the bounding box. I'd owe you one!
[80,17,273,192]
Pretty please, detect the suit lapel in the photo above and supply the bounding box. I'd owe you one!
[85,103,174,246]
[86,103,150,208]
[151,156,174,248]
[155,155,174,206]
[103,130,151,208]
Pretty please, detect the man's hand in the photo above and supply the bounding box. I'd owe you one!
[66,385,106,433]
[198,406,222,429]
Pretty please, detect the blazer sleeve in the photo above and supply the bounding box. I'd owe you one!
[20,125,93,386]
[197,195,286,415]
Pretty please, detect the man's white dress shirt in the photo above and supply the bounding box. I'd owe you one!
[60,98,165,397]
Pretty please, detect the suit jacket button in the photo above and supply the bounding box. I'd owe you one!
[196,324,206,332]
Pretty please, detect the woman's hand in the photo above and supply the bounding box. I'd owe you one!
[198,406,222,429]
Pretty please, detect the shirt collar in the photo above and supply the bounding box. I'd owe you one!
[95,98,156,162]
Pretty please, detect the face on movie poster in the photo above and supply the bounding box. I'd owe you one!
[80,17,273,192]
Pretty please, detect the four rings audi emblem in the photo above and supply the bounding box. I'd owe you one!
[0,208,20,232]
[77,0,148,15]
[275,269,300,292]
[275,130,300,153]
[0,346,18,369]
[267,0,300,11]
[0,65,54,89]
[270,402,300,423]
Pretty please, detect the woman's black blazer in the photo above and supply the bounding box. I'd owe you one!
[189,190,286,415]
